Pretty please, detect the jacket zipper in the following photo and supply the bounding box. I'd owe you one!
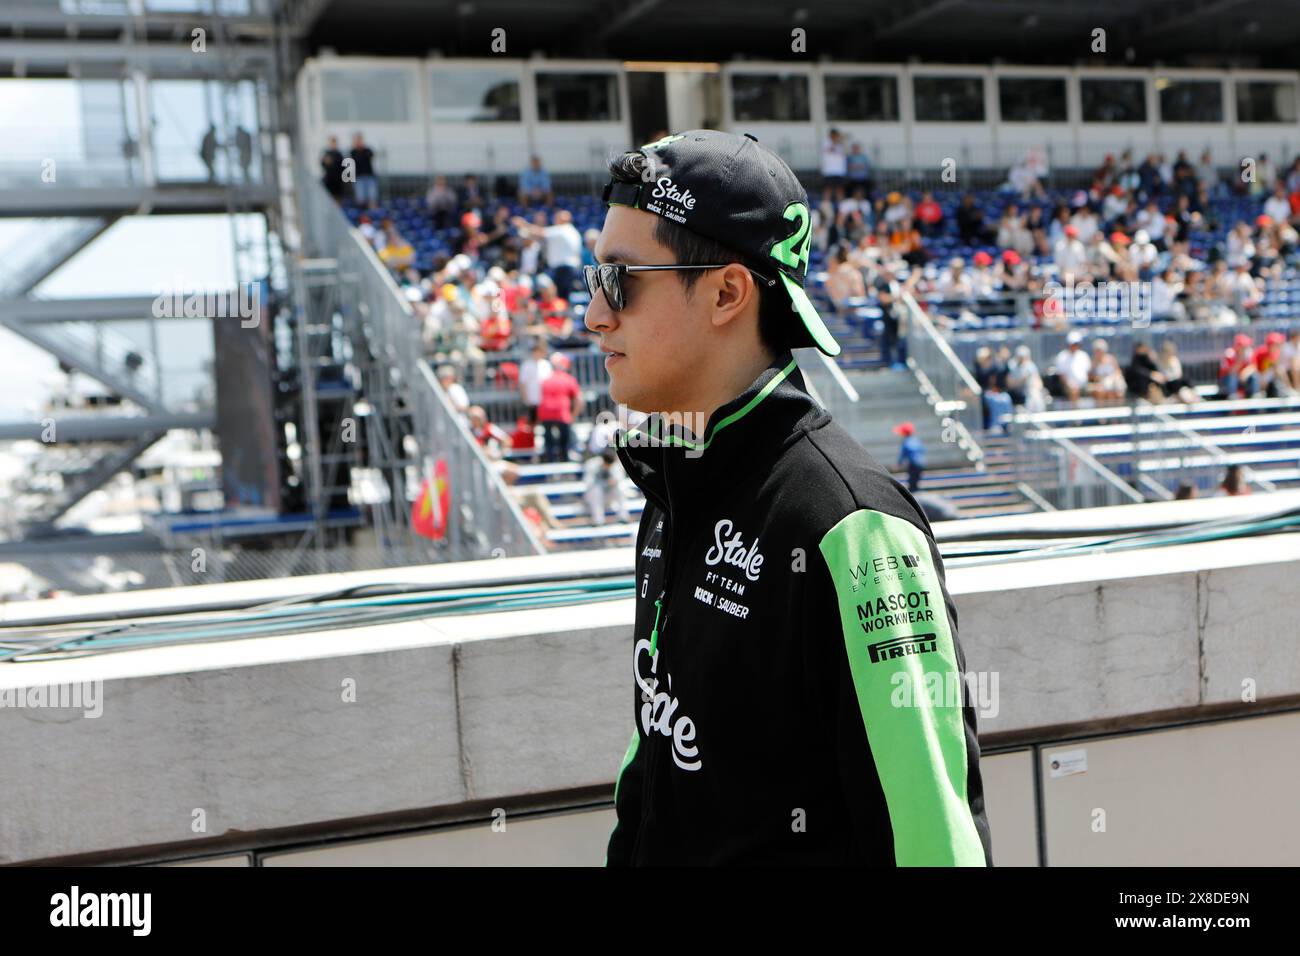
[631,496,674,865]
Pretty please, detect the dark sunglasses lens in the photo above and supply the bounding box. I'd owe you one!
[601,266,624,311]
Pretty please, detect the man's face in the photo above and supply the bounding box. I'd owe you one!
[585,205,716,413]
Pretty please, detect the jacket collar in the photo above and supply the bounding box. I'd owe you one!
[615,349,829,520]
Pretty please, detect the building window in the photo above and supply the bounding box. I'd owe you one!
[730,73,811,122]
[824,75,899,122]
[430,69,520,123]
[913,76,985,122]
[1080,78,1146,122]
[1158,79,1223,123]
[535,72,620,122]
[998,77,1067,122]
[323,68,411,124]
[1235,80,1298,124]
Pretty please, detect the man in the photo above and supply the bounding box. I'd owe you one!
[320,136,345,201]
[350,132,378,208]
[589,129,992,866]
[518,154,554,208]
[537,351,582,463]
[1053,330,1092,403]
[513,209,583,298]
[893,421,927,492]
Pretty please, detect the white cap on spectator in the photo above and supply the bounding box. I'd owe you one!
[1067,330,1083,345]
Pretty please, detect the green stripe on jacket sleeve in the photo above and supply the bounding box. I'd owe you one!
[818,508,986,866]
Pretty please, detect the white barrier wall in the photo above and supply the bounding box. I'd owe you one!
[3,511,1299,865]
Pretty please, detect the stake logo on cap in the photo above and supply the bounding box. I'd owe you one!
[601,128,841,357]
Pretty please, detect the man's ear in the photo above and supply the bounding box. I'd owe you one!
[709,264,760,332]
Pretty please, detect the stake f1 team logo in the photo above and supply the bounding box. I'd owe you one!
[635,639,702,771]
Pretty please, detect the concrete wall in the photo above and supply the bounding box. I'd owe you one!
[3,516,1299,864]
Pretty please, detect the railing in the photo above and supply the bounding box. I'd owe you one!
[1017,424,1146,510]
[298,172,545,560]
[901,287,984,454]
[1129,400,1279,498]
[794,347,860,419]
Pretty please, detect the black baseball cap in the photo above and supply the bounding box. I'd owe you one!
[600,129,840,357]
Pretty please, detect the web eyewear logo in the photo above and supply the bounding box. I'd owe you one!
[1043,276,1152,328]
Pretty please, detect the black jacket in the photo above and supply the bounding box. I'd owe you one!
[607,350,993,865]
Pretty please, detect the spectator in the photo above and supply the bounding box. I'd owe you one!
[1264,183,1292,225]
[937,256,975,301]
[846,141,873,194]
[824,244,866,311]
[436,364,471,418]
[1219,463,1251,496]
[914,190,943,237]
[1196,150,1220,198]
[1053,330,1092,403]
[1053,224,1088,276]
[956,193,992,244]
[532,274,577,343]
[518,338,552,429]
[876,280,908,370]
[1252,331,1287,397]
[983,381,1014,434]
[1102,184,1129,223]
[320,135,345,201]
[459,173,485,211]
[1150,267,1186,322]
[820,127,848,195]
[1088,339,1126,403]
[200,123,219,182]
[1006,344,1046,411]
[1125,341,1170,403]
[350,132,378,208]
[582,446,630,526]
[512,209,583,298]
[518,154,554,208]
[1227,262,1264,318]
[510,415,537,458]
[892,421,926,492]
[426,174,458,230]
[377,219,414,271]
[1217,334,1259,399]
[467,405,511,460]
[537,352,583,463]
[996,204,1034,258]
[1280,328,1300,393]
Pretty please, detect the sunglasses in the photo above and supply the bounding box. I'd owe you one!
[583,262,776,312]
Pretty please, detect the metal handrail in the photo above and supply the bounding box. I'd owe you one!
[1136,399,1278,494]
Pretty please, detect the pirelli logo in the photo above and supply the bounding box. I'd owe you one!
[867,634,938,664]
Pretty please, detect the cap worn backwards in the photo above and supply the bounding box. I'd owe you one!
[601,129,841,357]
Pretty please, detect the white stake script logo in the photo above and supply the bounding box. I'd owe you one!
[635,639,701,771]
[705,518,765,581]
